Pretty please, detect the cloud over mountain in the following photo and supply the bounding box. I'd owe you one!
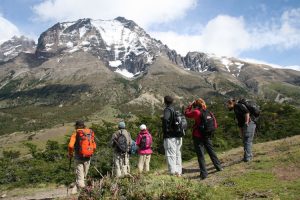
[151,8,300,57]
[32,0,197,28]
[0,14,21,44]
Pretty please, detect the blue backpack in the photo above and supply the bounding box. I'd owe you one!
[130,139,137,155]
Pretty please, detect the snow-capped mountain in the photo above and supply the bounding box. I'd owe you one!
[36,17,175,77]
[0,17,300,110]
[0,36,36,62]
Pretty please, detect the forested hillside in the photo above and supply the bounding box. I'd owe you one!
[1,100,299,192]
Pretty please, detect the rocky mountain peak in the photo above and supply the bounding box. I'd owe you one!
[35,17,172,77]
[114,16,138,30]
[184,51,216,72]
[0,36,36,62]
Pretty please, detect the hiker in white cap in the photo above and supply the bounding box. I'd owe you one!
[136,124,153,173]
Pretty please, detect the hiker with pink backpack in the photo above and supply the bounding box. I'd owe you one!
[135,124,153,173]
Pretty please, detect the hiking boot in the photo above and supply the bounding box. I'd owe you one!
[243,158,252,162]
[216,167,223,171]
[71,185,78,195]
[175,172,182,177]
[200,174,207,180]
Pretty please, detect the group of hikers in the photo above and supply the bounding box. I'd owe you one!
[67,95,259,194]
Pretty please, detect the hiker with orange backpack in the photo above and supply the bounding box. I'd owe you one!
[111,121,132,178]
[68,120,96,194]
[136,124,153,173]
[184,98,222,180]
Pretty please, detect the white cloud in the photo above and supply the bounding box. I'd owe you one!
[151,31,202,55]
[152,8,300,57]
[200,15,251,56]
[31,2,300,64]
[32,0,197,28]
[0,14,21,44]
[240,58,300,71]
[285,65,300,71]
[151,15,251,56]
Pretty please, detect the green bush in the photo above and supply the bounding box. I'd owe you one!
[3,150,20,159]
[1,100,300,189]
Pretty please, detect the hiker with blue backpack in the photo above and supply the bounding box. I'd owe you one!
[111,121,132,178]
[226,99,260,162]
[136,124,153,173]
[184,98,223,180]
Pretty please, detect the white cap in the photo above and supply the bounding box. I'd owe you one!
[140,124,147,130]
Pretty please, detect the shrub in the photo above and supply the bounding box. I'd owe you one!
[3,150,21,159]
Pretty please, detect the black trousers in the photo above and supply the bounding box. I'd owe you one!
[193,136,222,177]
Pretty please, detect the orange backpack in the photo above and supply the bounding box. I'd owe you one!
[75,129,96,158]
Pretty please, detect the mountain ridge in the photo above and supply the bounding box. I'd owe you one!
[0,17,300,114]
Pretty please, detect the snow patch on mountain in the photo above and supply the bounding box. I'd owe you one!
[235,62,244,77]
[221,58,232,72]
[0,36,36,62]
[115,68,139,78]
[109,60,122,67]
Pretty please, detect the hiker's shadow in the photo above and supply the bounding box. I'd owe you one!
[183,165,217,174]
[183,158,243,180]
[182,168,199,173]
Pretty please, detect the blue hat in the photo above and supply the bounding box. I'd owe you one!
[118,121,126,129]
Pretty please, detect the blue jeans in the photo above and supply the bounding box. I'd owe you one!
[241,121,256,161]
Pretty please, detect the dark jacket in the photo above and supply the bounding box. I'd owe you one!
[162,105,176,138]
[234,103,250,127]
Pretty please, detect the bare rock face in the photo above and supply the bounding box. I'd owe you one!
[35,17,175,76]
[184,52,216,72]
[0,36,36,62]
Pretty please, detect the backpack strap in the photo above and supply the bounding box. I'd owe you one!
[165,107,175,124]
[237,103,252,122]
[199,108,206,126]
[164,107,176,132]
[209,111,218,128]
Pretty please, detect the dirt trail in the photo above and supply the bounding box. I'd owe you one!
[182,135,300,186]
[2,135,300,199]
[1,186,73,200]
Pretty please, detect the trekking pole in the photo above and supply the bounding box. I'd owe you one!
[67,156,72,196]
[68,156,72,171]
[93,166,104,178]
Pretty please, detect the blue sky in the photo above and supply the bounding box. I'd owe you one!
[0,0,300,68]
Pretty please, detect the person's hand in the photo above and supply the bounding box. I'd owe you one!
[67,153,73,159]
[239,128,243,138]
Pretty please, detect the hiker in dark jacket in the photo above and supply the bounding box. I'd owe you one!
[227,99,256,162]
[185,98,222,180]
[111,121,132,178]
[162,95,182,176]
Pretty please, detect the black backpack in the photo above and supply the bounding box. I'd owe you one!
[199,109,217,137]
[238,99,260,122]
[140,134,152,150]
[173,110,188,137]
[167,108,188,137]
[140,135,147,150]
[115,130,128,153]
